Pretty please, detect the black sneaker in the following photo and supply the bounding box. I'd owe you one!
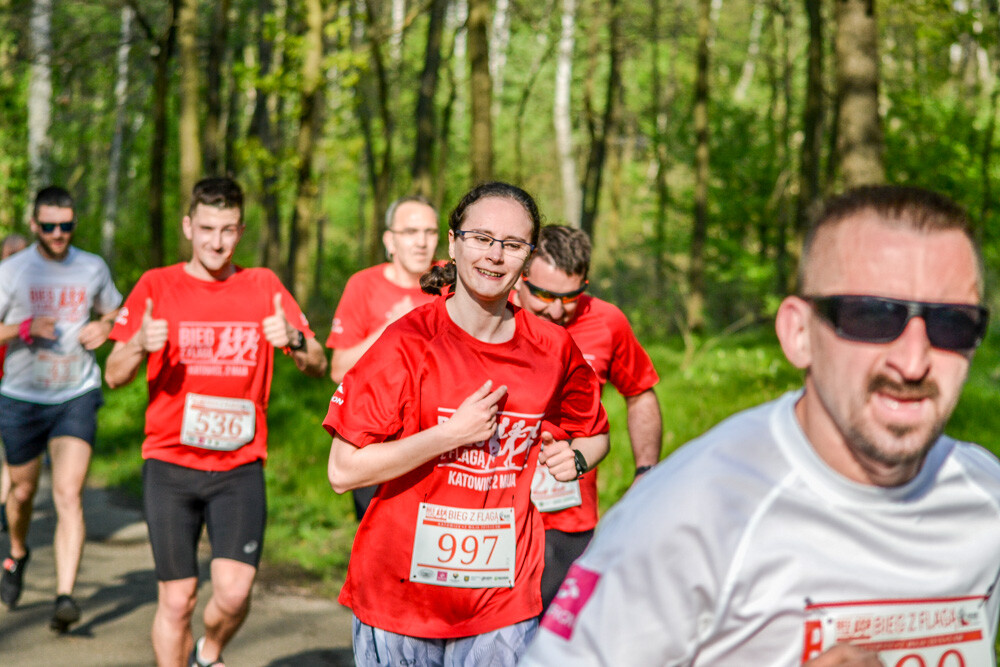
[0,549,29,608]
[0,504,7,533]
[50,594,80,633]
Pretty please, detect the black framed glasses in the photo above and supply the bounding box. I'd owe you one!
[38,221,75,234]
[454,230,534,259]
[805,294,989,352]
[523,279,588,304]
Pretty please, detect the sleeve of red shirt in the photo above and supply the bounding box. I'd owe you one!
[322,323,413,446]
[109,272,153,343]
[549,336,609,439]
[606,305,659,397]
[325,272,371,349]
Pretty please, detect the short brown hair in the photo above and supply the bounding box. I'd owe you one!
[524,225,591,279]
[189,177,244,222]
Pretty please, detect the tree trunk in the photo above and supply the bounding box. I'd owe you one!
[554,0,580,227]
[688,0,712,332]
[101,3,134,263]
[149,0,179,268]
[27,0,52,216]
[796,0,824,235]
[490,0,511,106]
[467,0,493,183]
[204,0,231,176]
[411,0,447,197]
[178,0,203,215]
[650,0,671,289]
[285,0,325,300]
[579,0,622,237]
[251,0,282,271]
[835,0,884,186]
[733,1,765,103]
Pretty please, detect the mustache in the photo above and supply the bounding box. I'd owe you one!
[867,375,939,401]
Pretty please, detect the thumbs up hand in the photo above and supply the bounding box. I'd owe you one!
[138,298,169,352]
[263,292,297,348]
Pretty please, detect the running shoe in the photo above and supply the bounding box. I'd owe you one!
[0,549,29,608]
[189,636,225,667]
[50,594,80,633]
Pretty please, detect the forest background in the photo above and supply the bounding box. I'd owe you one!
[3,0,1000,588]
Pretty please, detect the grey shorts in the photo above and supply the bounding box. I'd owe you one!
[352,615,538,667]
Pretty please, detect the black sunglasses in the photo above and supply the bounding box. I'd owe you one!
[805,294,989,352]
[523,279,588,304]
[38,221,75,234]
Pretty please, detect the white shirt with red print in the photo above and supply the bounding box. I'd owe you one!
[110,263,313,471]
[323,295,608,639]
[0,244,122,404]
[523,391,1000,666]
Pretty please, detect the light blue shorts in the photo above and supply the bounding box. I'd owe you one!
[352,614,538,667]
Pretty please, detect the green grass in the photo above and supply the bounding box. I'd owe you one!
[90,326,1000,590]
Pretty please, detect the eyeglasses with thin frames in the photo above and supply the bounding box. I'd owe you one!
[389,228,438,240]
[454,230,535,259]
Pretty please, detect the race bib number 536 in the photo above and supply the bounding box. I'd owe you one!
[180,393,256,451]
[802,596,992,666]
[409,503,516,589]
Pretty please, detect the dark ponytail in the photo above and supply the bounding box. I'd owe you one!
[420,261,456,295]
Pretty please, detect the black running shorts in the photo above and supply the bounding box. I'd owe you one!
[0,389,103,465]
[143,458,267,581]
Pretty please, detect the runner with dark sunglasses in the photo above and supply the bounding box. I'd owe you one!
[524,185,1000,667]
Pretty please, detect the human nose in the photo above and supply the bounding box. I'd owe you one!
[484,239,505,261]
[546,298,566,319]
[885,316,933,381]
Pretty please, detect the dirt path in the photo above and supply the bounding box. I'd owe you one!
[0,473,355,666]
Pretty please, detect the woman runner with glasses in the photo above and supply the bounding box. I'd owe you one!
[323,182,610,666]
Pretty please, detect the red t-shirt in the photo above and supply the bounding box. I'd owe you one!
[542,295,660,533]
[325,263,439,349]
[110,264,314,471]
[323,296,608,638]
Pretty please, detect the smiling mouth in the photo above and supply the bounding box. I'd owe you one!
[477,268,503,278]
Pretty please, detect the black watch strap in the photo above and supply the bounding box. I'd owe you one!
[287,330,306,351]
[572,448,588,479]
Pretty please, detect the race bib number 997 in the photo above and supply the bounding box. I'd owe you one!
[802,596,992,666]
[409,503,516,589]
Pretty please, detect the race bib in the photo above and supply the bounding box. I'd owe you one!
[531,466,583,512]
[31,350,84,390]
[802,596,992,667]
[409,503,516,589]
[180,393,256,451]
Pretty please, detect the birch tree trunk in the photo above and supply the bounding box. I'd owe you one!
[468,0,493,183]
[733,1,764,103]
[101,3,134,262]
[835,0,884,186]
[27,0,52,215]
[490,0,511,105]
[554,0,580,226]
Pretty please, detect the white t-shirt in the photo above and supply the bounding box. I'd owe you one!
[0,244,122,404]
[522,391,1000,666]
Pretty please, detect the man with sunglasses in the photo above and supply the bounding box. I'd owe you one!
[325,195,441,520]
[0,186,122,633]
[512,225,661,611]
[523,185,1000,666]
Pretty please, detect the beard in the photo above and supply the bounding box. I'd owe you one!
[36,233,72,260]
[845,374,945,469]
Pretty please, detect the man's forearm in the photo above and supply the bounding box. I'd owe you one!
[626,389,663,468]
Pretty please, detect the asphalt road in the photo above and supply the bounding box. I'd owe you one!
[0,473,355,666]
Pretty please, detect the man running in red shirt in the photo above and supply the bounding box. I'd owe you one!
[105,177,327,667]
[512,225,663,610]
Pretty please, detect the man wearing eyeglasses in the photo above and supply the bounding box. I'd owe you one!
[523,185,1000,667]
[512,225,661,612]
[0,186,122,633]
[326,195,441,520]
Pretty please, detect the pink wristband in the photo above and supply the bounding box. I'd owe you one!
[18,318,33,345]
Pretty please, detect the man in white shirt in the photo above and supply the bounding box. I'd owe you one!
[0,186,122,633]
[522,185,1000,667]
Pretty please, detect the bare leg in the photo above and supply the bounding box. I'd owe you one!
[5,457,42,560]
[153,577,199,667]
[48,436,91,595]
[198,558,257,663]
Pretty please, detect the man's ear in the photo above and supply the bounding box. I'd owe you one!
[775,295,813,370]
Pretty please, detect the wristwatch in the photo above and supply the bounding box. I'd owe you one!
[287,330,306,351]
[572,448,588,479]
